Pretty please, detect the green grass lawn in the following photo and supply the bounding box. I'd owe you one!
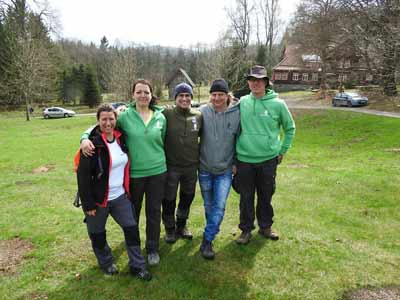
[0,110,399,300]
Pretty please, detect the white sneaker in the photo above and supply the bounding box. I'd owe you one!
[147,252,160,266]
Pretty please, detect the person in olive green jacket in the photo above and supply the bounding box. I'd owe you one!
[162,83,202,243]
[80,79,167,266]
[235,66,295,245]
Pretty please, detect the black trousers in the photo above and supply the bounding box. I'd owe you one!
[237,158,278,233]
[130,172,167,253]
[162,166,197,229]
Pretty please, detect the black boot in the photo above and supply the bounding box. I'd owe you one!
[130,268,152,281]
[200,237,215,260]
[176,226,193,240]
[164,227,177,244]
[176,218,193,240]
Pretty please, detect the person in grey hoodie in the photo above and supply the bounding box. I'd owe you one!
[198,78,240,259]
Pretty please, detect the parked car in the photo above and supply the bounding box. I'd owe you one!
[191,102,201,108]
[111,102,127,109]
[43,107,76,119]
[332,92,368,107]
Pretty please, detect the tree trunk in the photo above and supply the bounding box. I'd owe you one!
[379,0,398,96]
[25,95,30,121]
[381,27,398,96]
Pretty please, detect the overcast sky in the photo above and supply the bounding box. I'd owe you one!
[49,0,300,47]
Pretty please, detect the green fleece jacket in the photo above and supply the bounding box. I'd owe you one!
[81,104,167,178]
[162,105,202,169]
[236,90,295,163]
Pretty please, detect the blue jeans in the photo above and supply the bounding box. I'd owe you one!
[198,169,232,242]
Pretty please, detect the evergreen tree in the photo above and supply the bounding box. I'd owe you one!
[96,36,110,92]
[0,0,60,112]
[82,65,101,107]
[221,40,251,94]
[255,44,267,67]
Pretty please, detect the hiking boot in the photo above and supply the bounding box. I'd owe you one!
[130,268,152,281]
[147,252,160,266]
[258,227,279,241]
[176,226,193,240]
[200,238,215,260]
[236,231,252,245]
[101,263,118,275]
[164,227,177,244]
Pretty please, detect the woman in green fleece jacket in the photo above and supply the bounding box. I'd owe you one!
[81,79,167,266]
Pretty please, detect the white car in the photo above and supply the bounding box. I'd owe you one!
[43,107,76,119]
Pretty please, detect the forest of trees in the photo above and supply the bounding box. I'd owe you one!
[0,0,399,113]
[290,0,400,96]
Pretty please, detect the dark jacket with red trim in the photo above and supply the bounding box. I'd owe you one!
[77,126,130,212]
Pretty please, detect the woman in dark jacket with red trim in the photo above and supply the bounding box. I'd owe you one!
[77,104,151,281]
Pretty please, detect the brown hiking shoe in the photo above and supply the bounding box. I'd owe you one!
[258,227,279,240]
[236,231,252,245]
[176,226,193,240]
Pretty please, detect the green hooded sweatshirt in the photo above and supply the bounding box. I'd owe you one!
[81,104,167,178]
[236,90,295,163]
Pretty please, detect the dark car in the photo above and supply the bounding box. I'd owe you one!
[191,102,201,108]
[332,92,368,107]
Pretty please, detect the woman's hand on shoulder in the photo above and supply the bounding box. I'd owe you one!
[81,139,95,157]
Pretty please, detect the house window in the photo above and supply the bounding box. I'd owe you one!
[302,73,309,81]
[312,73,318,81]
[292,73,299,81]
[338,74,348,82]
[344,60,351,68]
[274,73,282,80]
[366,74,373,81]
[281,73,288,80]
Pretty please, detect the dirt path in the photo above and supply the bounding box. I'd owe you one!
[284,97,400,119]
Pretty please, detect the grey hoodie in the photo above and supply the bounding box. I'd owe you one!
[199,103,240,174]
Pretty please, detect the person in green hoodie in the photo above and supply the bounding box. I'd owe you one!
[162,83,202,243]
[80,79,167,266]
[235,65,295,245]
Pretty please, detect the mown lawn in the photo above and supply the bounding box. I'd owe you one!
[0,110,399,300]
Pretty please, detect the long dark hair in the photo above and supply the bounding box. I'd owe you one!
[131,79,157,108]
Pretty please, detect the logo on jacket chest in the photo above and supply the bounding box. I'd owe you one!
[191,117,198,131]
[155,120,163,129]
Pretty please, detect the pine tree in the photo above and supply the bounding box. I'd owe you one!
[82,65,101,108]
[256,45,267,67]
[97,36,110,92]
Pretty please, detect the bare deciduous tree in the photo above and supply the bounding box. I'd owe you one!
[260,0,281,54]
[108,44,136,101]
[226,0,253,49]
[341,0,399,96]
[291,0,342,92]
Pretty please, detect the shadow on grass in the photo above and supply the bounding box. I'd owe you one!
[24,234,266,300]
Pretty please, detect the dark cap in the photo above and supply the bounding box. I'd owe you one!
[173,82,193,99]
[246,65,269,80]
[210,78,229,93]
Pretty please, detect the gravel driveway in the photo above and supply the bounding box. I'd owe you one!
[285,97,400,119]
